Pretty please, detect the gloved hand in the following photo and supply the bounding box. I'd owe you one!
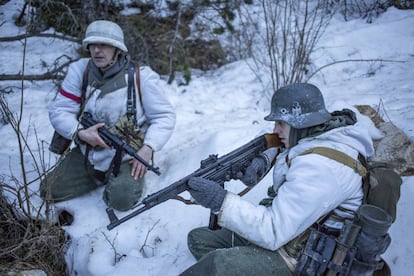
[239,156,267,187]
[187,177,227,213]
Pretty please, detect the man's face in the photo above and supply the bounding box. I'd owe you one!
[273,121,291,148]
[89,43,117,70]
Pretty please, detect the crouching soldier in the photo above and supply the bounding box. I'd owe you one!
[41,20,175,213]
[182,83,391,275]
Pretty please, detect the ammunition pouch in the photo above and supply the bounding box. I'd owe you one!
[295,204,392,276]
[49,131,72,154]
[295,228,340,275]
[284,228,312,260]
[108,114,145,152]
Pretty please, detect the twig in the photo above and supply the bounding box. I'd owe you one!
[167,2,183,83]
[306,58,405,81]
[102,232,126,265]
[376,98,393,123]
[0,32,81,43]
[0,57,77,81]
[139,219,160,258]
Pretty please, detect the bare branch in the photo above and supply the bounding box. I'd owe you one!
[102,232,126,265]
[0,57,77,81]
[238,0,335,96]
[140,219,161,258]
[0,32,81,43]
[305,58,405,81]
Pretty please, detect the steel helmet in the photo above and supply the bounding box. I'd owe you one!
[264,83,331,129]
[82,20,128,52]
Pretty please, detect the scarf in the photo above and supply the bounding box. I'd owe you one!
[289,109,357,148]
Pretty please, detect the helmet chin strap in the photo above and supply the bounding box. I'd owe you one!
[100,49,121,71]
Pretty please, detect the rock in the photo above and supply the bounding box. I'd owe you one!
[356,105,414,176]
[374,121,414,176]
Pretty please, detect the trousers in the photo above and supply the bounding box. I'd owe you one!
[40,146,144,211]
[181,226,292,276]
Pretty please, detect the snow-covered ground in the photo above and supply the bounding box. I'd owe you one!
[0,0,413,275]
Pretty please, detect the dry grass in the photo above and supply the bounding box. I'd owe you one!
[0,188,68,275]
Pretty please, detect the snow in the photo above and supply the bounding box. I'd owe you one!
[1,0,413,275]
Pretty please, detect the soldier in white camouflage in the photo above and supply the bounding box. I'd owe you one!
[41,20,175,212]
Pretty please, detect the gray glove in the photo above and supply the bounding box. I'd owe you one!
[188,177,227,213]
[239,156,267,187]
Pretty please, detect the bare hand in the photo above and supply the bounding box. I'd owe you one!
[130,144,153,180]
[77,123,110,148]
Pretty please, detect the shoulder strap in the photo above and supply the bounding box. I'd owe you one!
[297,147,370,215]
[127,62,137,122]
[134,63,142,104]
[298,147,368,177]
[127,62,143,125]
[79,64,89,114]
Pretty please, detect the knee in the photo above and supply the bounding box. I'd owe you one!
[187,227,218,260]
[187,227,204,244]
[187,227,205,260]
[104,190,140,211]
[104,181,143,211]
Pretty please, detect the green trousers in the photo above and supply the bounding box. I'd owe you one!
[40,147,144,211]
[181,226,292,276]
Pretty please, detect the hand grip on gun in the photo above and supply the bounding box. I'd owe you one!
[77,122,109,148]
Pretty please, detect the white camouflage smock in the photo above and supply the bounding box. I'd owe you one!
[49,58,176,171]
[218,119,374,251]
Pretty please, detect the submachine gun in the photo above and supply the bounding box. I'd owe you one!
[80,112,161,176]
[105,133,281,230]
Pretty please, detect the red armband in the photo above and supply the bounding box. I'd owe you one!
[59,88,81,103]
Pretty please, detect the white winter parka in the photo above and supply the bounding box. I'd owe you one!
[49,58,176,171]
[218,118,374,251]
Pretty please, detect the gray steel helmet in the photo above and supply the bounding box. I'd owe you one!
[82,20,128,52]
[264,83,331,129]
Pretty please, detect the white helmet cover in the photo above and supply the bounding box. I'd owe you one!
[82,20,128,52]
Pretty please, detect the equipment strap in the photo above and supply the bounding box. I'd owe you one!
[298,147,367,177]
[296,147,370,204]
[127,62,137,123]
[81,61,143,178]
[134,63,143,105]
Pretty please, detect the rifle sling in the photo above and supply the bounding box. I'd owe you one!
[174,187,252,206]
[111,148,123,177]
